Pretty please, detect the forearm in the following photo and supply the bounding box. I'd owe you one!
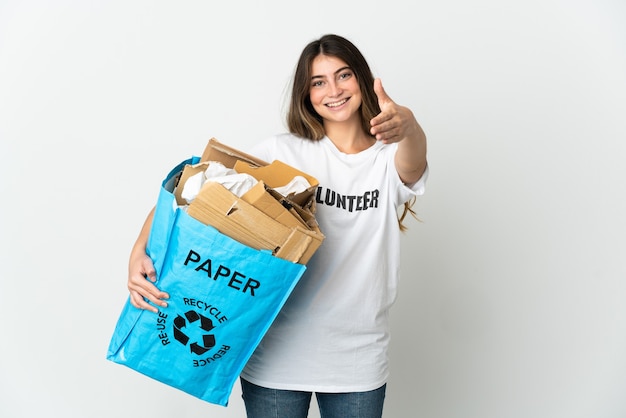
[395,119,427,184]
[129,207,155,264]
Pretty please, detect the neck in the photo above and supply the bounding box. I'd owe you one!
[324,120,375,154]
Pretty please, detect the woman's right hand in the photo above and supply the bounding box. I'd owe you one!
[127,250,169,313]
[127,207,168,313]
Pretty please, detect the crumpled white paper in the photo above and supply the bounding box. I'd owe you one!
[180,161,313,205]
[181,161,258,204]
[272,175,311,196]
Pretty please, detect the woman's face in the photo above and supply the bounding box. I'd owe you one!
[308,54,362,124]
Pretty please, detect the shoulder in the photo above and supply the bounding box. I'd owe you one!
[250,133,317,161]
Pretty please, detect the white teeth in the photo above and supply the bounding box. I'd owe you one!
[326,99,347,108]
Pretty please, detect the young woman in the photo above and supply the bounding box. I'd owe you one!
[126,34,427,418]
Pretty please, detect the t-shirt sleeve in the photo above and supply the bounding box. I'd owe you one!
[407,164,428,195]
[248,136,278,162]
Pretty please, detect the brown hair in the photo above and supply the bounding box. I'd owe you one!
[287,34,417,230]
[287,34,380,141]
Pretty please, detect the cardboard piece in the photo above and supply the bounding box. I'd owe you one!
[240,181,307,230]
[179,138,324,264]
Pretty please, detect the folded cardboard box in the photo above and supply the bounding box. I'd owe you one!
[176,138,324,264]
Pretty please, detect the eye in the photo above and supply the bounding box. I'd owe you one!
[338,71,353,80]
[311,80,325,88]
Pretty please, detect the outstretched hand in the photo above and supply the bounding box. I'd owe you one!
[369,78,420,144]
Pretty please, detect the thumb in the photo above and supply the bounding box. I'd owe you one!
[374,78,393,107]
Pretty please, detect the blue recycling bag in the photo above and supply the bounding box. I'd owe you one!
[107,157,307,406]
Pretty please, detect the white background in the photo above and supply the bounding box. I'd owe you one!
[1,1,625,417]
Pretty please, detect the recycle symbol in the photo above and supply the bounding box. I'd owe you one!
[173,310,216,355]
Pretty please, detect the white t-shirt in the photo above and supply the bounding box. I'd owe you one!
[240,133,427,392]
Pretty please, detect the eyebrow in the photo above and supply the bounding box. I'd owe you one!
[311,66,352,81]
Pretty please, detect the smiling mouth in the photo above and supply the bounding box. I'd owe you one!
[326,98,349,108]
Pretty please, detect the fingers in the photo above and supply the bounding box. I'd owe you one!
[370,78,400,141]
[128,274,169,312]
[370,106,403,142]
[128,255,169,312]
[129,289,159,313]
[143,263,157,283]
[375,128,402,143]
[370,78,418,143]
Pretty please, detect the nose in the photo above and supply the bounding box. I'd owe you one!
[328,81,342,97]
